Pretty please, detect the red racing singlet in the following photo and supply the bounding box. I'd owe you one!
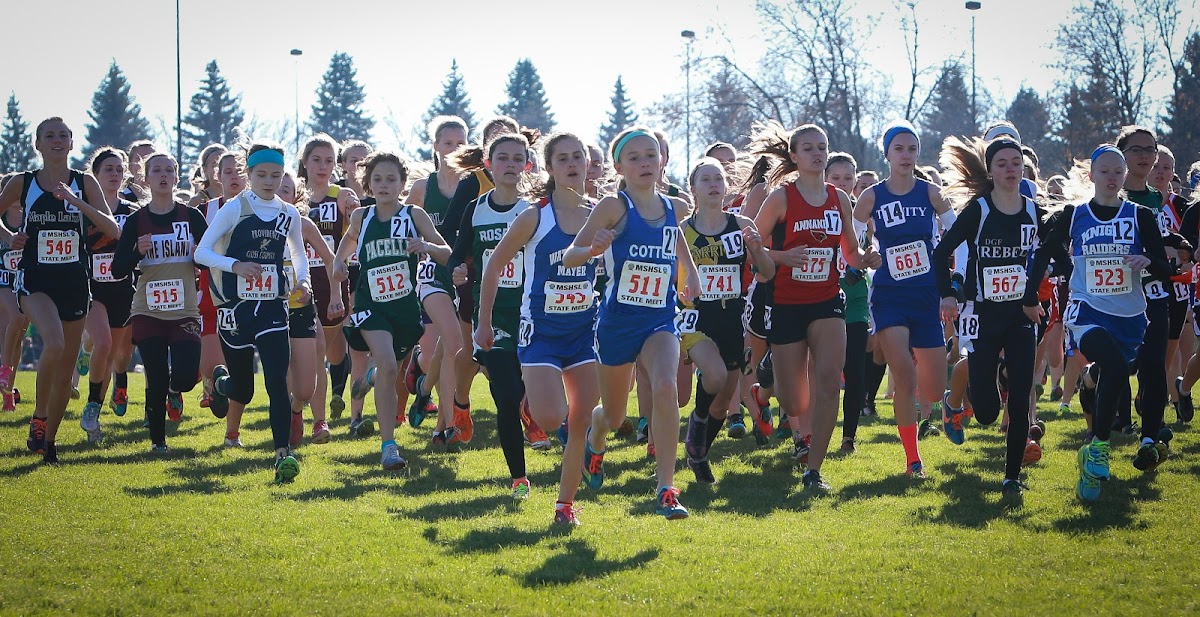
[772,183,842,305]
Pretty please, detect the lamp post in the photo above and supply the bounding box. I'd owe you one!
[290,49,303,154]
[175,0,182,164]
[681,29,695,166]
[965,1,981,126]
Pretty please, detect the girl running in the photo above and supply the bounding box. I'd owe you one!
[333,151,450,470]
[1025,145,1175,500]
[198,151,245,419]
[195,143,311,483]
[0,117,120,461]
[754,125,879,491]
[0,173,29,413]
[566,127,701,519]
[110,152,207,451]
[851,121,957,478]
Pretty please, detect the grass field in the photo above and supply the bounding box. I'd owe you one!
[2,369,1199,616]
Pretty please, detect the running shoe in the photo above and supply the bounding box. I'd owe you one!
[443,426,463,453]
[941,390,965,445]
[616,416,635,437]
[13,387,21,404]
[289,412,304,448]
[351,366,377,400]
[76,348,91,376]
[1133,439,1162,472]
[1175,377,1194,422]
[802,469,831,493]
[350,417,375,438]
[685,413,708,461]
[1029,420,1046,442]
[111,387,128,417]
[199,393,212,409]
[274,452,300,483]
[647,442,656,459]
[726,413,747,438]
[311,421,332,445]
[1050,386,1063,402]
[1076,446,1102,501]
[453,402,474,443]
[557,418,568,446]
[636,416,649,444]
[687,456,715,484]
[581,429,606,489]
[511,477,531,500]
[1022,439,1042,466]
[962,403,973,427]
[751,408,772,447]
[407,374,434,428]
[71,387,80,400]
[791,434,811,466]
[1,390,14,412]
[27,417,46,454]
[329,394,346,419]
[42,442,58,464]
[774,412,791,441]
[80,401,102,444]
[918,418,941,439]
[0,365,12,393]
[519,396,552,450]
[907,460,926,479]
[381,443,407,471]
[209,365,230,419]
[1080,440,1111,481]
[223,434,243,448]
[655,486,689,520]
[166,391,184,422]
[404,346,423,395]
[553,503,581,526]
[840,438,856,453]
[150,443,170,454]
[1001,479,1027,497]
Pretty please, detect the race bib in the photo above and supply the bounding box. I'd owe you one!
[146,278,184,311]
[518,318,533,347]
[791,247,835,282]
[1085,257,1132,296]
[38,230,79,264]
[699,264,741,300]
[675,308,699,334]
[956,309,980,341]
[416,258,436,284]
[239,264,279,300]
[305,235,334,268]
[483,249,523,288]
[877,201,906,228]
[616,261,670,308]
[1174,281,1190,303]
[543,280,593,313]
[4,250,21,271]
[885,240,929,281]
[1144,279,1169,300]
[91,252,116,282]
[982,265,1026,302]
[217,307,236,331]
[368,262,412,302]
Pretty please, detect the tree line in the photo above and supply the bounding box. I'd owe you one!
[2,0,1198,178]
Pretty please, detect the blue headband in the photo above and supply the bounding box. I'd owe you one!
[1090,145,1124,163]
[613,130,655,162]
[883,125,919,154]
[246,149,285,168]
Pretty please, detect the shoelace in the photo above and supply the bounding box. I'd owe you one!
[659,488,682,508]
[586,452,604,474]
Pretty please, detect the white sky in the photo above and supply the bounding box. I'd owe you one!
[0,0,1183,172]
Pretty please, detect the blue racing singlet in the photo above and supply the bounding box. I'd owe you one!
[521,199,598,338]
[870,178,936,287]
[600,191,679,320]
[1068,200,1146,317]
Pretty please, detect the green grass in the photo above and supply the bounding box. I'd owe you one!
[2,371,1199,615]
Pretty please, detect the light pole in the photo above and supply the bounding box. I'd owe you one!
[175,0,182,164]
[290,49,303,154]
[681,29,695,166]
[966,1,981,126]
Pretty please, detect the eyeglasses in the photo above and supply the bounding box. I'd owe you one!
[1122,145,1157,156]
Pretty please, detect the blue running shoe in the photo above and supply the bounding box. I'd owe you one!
[1081,440,1111,480]
[581,429,606,490]
[381,443,407,471]
[635,417,649,444]
[351,366,377,400]
[907,460,926,479]
[557,418,568,446]
[407,374,432,428]
[655,486,688,520]
[1077,445,1101,501]
[942,390,965,445]
[726,413,747,438]
[76,347,91,376]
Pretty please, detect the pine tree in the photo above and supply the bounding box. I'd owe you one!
[413,60,476,159]
[0,93,36,172]
[918,63,977,164]
[496,59,555,134]
[79,61,153,166]
[598,76,639,149]
[182,60,245,166]
[1165,33,1200,169]
[309,52,374,142]
[1004,87,1062,171]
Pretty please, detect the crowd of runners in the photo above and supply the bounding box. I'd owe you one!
[3,112,1198,524]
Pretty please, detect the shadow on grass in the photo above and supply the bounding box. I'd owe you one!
[422,524,573,555]
[387,493,516,523]
[922,461,1029,529]
[1051,472,1158,534]
[123,454,265,497]
[514,540,658,587]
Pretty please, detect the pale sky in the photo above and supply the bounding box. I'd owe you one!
[0,0,1182,173]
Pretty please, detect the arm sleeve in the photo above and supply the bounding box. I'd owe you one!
[287,207,310,286]
[447,198,479,271]
[441,173,481,245]
[194,199,240,273]
[932,202,979,298]
[110,211,142,279]
[1022,206,1073,306]
[1138,206,1176,281]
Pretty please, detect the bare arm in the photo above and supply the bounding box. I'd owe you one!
[563,196,624,268]
[474,208,538,351]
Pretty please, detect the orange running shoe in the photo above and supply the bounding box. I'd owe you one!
[454,402,474,443]
[519,396,551,450]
